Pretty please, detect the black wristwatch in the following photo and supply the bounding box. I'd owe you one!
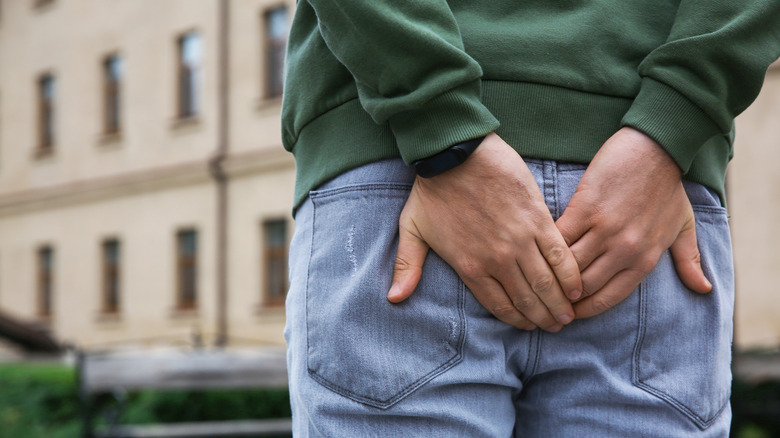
[412,136,486,178]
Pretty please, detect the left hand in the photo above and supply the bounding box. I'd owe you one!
[556,127,712,319]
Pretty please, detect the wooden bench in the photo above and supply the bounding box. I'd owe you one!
[77,347,291,438]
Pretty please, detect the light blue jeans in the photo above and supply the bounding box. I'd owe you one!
[285,158,734,437]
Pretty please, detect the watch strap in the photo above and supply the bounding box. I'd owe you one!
[412,136,486,178]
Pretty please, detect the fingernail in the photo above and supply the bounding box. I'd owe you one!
[705,278,712,289]
[557,313,574,325]
[387,283,400,301]
[547,324,564,333]
[568,289,581,300]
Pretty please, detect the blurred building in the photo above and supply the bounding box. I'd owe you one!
[0,0,295,352]
[0,0,778,355]
[731,60,780,350]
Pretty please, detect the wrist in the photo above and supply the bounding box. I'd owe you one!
[412,135,487,178]
[621,127,683,179]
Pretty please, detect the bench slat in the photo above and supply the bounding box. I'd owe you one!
[81,349,288,392]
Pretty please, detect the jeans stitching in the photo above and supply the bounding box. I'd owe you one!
[522,329,535,379]
[310,183,413,199]
[307,281,467,409]
[304,194,317,400]
[632,267,728,430]
[305,185,466,410]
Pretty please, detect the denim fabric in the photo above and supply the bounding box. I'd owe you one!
[285,158,734,437]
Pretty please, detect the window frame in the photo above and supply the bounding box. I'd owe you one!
[36,72,55,154]
[37,245,54,318]
[101,238,121,314]
[102,53,122,135]
[176,30,202,119]
[262,5,288,99]
[175,229,198,310]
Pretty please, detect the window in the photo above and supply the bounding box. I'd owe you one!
[37,246,53,317]
[103,54,122,134]
[176,229,198,309]
[263,6,288,98]
[37,73,55,152]
[102,239,120,313]
[262,219,288,306]
[177,31,201,118]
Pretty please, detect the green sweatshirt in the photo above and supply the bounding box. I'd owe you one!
[282,1,780,212]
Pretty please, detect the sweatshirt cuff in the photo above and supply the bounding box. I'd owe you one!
[387,81,500,165]
[621,78,722,173]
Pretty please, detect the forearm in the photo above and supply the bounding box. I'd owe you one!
[305,0,499,162]
[622,0,780,173]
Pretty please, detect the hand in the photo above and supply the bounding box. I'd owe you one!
[556,127,712,319]
[386,133,582,332]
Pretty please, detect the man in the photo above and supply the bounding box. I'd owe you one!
[282,1,780,436]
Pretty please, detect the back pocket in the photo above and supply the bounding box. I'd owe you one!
[306,183,466,409]
[633,202,733,429]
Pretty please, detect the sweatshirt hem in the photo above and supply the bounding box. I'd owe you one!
[291,80,730,212]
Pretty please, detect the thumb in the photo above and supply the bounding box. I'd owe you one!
[387,221,429,303]
[670,218,712,294]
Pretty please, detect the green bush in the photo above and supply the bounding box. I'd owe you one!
[0,362,291,437]
[0,363,79,438]
[731,379,780,438]
[117,388,292,424]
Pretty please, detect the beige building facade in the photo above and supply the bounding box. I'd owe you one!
[0,0,778,354]
[731,62,780,349]
[0,0,295,351]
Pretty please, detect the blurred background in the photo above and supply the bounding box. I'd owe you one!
[0,0,778,437]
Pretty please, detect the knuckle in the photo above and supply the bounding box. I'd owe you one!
[490,304,520,320]
[531,275,555,295]
[544,244,567,267]
[621,233,644,255]
[581,282,596,297]
[511,295,536,311]
[591,295,617,315]
[636,255,658,274]
[492,244,513,264]
[456,259,482,281]
[393,255,414,271]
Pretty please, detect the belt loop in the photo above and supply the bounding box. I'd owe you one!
[542,160,559,219]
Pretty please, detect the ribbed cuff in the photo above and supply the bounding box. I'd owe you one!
[621,78,722,173]
[388,81,500,165]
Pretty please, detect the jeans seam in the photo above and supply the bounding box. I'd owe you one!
[631,280,727,430]
[305,187,467,409]
[523,329,542,383]
[304,194,317,400]
[310,182,414,199]
[307,281,467,409]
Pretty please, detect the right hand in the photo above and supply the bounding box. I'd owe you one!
[387,133,582,332]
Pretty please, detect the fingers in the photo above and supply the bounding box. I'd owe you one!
[578,254,627,299]
[555,202,591,247]
[537,232,583,301]
[573,269,644,319]
[670,219,712,294]
[491,260,566,331]
[568,233,605,273]
[511,253,575,327]
[387,221,430,303]
[462,275,537,331]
